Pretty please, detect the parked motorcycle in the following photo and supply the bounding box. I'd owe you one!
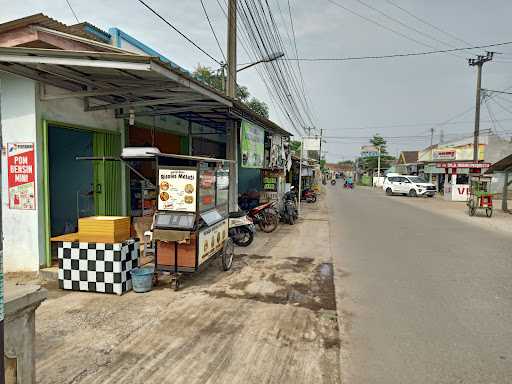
[282,188,299,225]
[247,201,279,233]
[228,211,256,247]
[301,188,317,203]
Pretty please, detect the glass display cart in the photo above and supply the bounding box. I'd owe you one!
[152,153,234,290]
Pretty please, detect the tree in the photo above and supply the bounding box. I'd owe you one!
[370,134,387,154]
[362,134,394,171]
[245,98,269,119]
[192,65,270,119]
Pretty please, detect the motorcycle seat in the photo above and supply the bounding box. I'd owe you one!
[229,211,246,218]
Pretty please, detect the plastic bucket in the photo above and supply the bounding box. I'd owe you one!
[131,267,154,293]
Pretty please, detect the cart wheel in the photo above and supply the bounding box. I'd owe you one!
[174,279,181,291]
[486,208,493,218]
[221,238,235,271]
[469,206,476,216]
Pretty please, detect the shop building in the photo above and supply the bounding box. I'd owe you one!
[0,14,290,272]
[419,134,512,201]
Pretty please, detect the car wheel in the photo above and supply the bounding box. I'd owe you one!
[385,188,393,196]
[409,189,417,197]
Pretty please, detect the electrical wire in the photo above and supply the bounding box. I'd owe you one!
[383,0,473,47]
[281,40,512,62]
[136,0,222,65]
[65,0,80,24]
[325,0,457,55]
[199,0,226,63]
[350,0,465,58]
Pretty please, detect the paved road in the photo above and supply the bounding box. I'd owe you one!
[328,186,512,384]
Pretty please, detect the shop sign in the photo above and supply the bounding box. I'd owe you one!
[8,142,36,210]
[240,120,264,168]
[360,145,379,158]
[303,137,321,151]
[158,169,197,212]
[262,170,279,192]
[433,148,456,160]
[198,218,228,264]
[439,162,490,169]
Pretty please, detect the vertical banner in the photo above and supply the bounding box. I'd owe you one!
[8,142,36,210]
[240,120,264,168]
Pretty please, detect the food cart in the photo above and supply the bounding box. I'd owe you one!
[152,153,234,290]
[467,175,494,217]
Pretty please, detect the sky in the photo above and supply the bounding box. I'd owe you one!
[2,0,512,162]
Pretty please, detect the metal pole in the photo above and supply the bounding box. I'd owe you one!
[473,63,482,162]
[298,138,303,217]
[377,146,381,187]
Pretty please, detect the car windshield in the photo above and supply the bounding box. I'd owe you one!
[408,176,427,183]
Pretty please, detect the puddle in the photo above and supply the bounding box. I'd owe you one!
[209,260,337,312]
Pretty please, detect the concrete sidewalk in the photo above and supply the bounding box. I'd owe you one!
[27,200,340,384]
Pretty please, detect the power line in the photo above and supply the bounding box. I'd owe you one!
[136,0,222,65]
[323,118,512,131]
[200,0,226,63]
[325,0,458,55]
[351,0,465,57]
[383,0,473,47]
[65,0,80,24]
[280,40,512,62]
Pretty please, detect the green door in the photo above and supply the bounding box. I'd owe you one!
[93,132,122,216]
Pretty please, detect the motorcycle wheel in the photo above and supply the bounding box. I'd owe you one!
[232,226,254,247]
[288,213,295,225]
[308,195,317,203]
[258,211,279,233]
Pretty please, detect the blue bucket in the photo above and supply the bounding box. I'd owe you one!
[131,267,154,293]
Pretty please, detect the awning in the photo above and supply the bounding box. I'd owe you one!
[0,47,291,136]
[485,154,512,174]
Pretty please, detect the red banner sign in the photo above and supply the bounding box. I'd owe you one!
[8,142,36,210]
[438,162,490,169]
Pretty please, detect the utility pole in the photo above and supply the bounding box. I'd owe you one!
[430,127,434,146]
[226,0,238,212]
[319,128,323,163]
[469,52,493,162]
[226,0,237,98]
[376,146,381,187]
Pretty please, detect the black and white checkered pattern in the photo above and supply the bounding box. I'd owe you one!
[57,239,139,295]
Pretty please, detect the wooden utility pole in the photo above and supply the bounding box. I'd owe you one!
[226,0,238,212]
[226,0,237,98]
[469,52,493,162]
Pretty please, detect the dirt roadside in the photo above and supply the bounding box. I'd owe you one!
[27,200,342,384]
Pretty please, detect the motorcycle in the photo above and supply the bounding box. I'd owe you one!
[228,211,256,247]
[247,201,279,233]
[282,188,299,225]
[301,188,317,203]
[331,179,336,185]
[343,181,354,189]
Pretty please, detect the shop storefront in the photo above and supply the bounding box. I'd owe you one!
[0,45,291,274]
[439,162,490,201]
[238,119,290,210]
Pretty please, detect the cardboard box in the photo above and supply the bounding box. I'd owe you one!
[78,216,130,243]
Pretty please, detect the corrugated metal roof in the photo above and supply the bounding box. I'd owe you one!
[0,46,291,136]
[0,13,108,43]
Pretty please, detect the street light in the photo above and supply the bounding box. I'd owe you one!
[237,51,285,72]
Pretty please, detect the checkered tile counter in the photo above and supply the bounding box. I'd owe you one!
[57,239,139,295]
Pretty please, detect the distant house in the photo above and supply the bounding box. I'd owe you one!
[395,151,419,175]
[326,163,354,177]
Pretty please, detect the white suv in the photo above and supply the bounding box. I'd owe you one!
[383,175,436,197]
